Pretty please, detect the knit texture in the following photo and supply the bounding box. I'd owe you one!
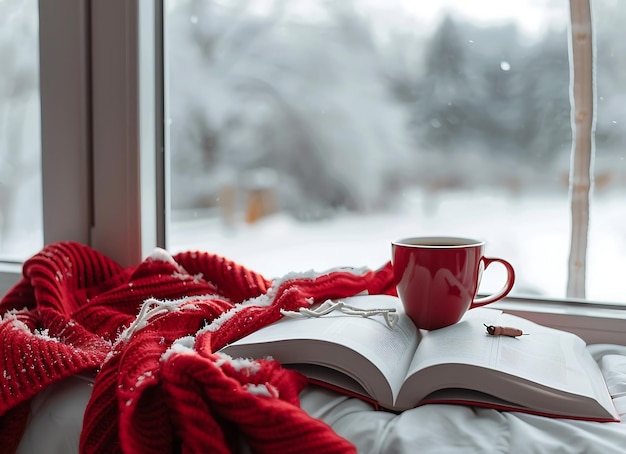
[0,241,396,453]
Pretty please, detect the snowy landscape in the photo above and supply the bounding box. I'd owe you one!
[167,186,626,303]
[1,0,625,303]
[163,0,626,303]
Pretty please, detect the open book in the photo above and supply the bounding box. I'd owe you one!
[219,294,619,422]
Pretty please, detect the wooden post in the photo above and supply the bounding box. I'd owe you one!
[567,0,595,299]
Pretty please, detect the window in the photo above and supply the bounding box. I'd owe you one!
[2,0,625,343]
[164,0,624,304]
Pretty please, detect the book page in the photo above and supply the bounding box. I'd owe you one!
[408,307,502,373]
[489,312,614,412]
[221,294,420,404]
[399,308,618,419]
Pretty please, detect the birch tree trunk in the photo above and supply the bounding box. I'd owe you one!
[567,0,595,299]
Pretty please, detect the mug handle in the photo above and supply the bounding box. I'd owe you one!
[470,257,516,308]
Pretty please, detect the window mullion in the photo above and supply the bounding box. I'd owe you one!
[90,0,160,267]
[39,0,92,246]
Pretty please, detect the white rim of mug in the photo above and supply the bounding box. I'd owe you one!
[392,236,485,248]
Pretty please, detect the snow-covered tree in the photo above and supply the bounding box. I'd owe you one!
[166,0,414,216]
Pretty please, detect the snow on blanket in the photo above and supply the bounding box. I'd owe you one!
[0,241,395,453]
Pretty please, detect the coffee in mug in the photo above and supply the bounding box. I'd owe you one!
[391,236,515,330]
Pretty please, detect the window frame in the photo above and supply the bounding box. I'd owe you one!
[88,0,164,263]
[1,0,625,344]
[0,0,93,292]
[0,0,163,289]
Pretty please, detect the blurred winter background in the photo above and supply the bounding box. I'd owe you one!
[0,0,42,262]
[1,0,625,301]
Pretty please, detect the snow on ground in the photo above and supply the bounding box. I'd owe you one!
[168,188,626,304]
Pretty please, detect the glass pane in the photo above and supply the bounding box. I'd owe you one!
[588,0,626,302]
[164,0,620,303]
[0,0,43,261]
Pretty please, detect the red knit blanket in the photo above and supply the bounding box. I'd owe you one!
[0,241,395,453]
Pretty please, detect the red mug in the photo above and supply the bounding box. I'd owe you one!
[391,236,515,330]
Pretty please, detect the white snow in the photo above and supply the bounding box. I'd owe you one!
[168,188,626,304]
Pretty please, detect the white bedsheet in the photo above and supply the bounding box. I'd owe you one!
[18,344,626,454]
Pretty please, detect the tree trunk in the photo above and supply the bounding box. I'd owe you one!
[567,0,595,299]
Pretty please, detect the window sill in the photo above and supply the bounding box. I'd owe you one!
[0,263,22,296]
[491,296,626,345]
